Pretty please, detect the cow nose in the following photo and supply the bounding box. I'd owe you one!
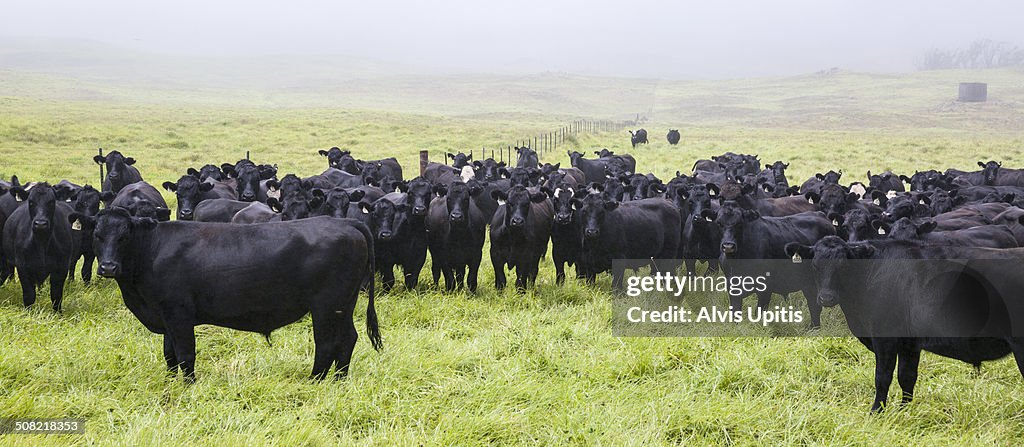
[108,172,120,179]
[818,292,838,307]
[379,231,393,240]
[721,242,737,253]
[33,219,50,230]
[450,212,464,222]
[412,206,426,215]
[511,217,525,226]
[241,193,255,201]
[584,228,599,238]
[180,208,193,217]
[97,262,120,277]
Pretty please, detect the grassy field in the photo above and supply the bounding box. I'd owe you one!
[2,56,1024,445]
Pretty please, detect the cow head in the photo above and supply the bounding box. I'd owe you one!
[125,199,171,221]
[594,149,615,158]
[268,190,323,221]
[567,151,585,167]
[546,184,577,226]
[472,159,507,182]
[93,150,137,190]
[493,185,547,229]
[814,170,842,184]
[188,164,225,182]
[838,208,877,242]
[574,192,618,240]
[12,182,57,234]
[714,200,759,255]
[886,217,937,240]
[316,187,364,218]
[508,167,542,188]
[978,160,1001,185]
[686,184,718,224]
[318,147,352,171]
[229,161,271,202]
[880,192,930,222]
[785,236,875,307]
[360,199,409,241]
[87,207,158,278]
[403,177,433,217]
[163,175,214,220]
[813,183,859,225]
[447,152,472,169]
[439,181,481,224]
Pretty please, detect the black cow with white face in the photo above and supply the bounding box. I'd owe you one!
[489,185,553,289]
[3,183,78,311]
[546,184,583,284]
[94,150,143,194]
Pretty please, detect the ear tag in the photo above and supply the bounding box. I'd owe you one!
[878,227,886,235]
[872,198,880,205]
[791,253,802,264]
[497,199,506,206]
[918,199,925,205]
[72,220,82,231]
[807,197,815,204]
[361,206,370,214]
[887,191,898,199]
[15,195,22,202]
[832,219,838,226]
[704,216,712,222]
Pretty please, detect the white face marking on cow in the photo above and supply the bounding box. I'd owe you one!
[849,183,866,199]
[886,190,898,199]
[553,188,564,198]
[267,188,281,199]
[460,166,475,183]
[72,220,82,231]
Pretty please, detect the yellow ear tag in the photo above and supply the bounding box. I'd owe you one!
[791,253,802,263]
[72,220,82,231]
[878,227,886,235]
[873,198,880,205]
[832,219,838,226]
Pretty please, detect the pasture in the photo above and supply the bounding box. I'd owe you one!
[2,66,1024,445]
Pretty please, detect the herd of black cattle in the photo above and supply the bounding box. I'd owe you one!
[4,145,1024,412]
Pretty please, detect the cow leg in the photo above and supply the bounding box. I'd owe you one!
[81,254,94,284]
[380,264,396,293]
[403,256,424,291]
[1008,338,1024,378]
[331,288,359,379]
[611,265,625,290]
[18,270,36,307]
[167,324,197,383]
[897,346,921,405]
[491,250,507,290]
[554,259,566,285]
[802,287,822,329]
[163,335,180,375]
[442,266,456,292]
[432,262,442,288]
[685,258,697,277]
[50,270,67,312]
[468,249,482,293]
[756,291,772,311]
[310,305,342,380]
[871,339,898,413]
[706,259,720,275]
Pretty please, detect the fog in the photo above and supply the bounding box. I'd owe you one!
[2,0,1022,78]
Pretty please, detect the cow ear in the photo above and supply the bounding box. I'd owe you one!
[472,161,483,169]
[815,173,825,181]
[603,200,619,211]
[743,209,760,221]
[866,170,872,179]
[221,164,237,177]
[978,161,986,168]
[740,184,754,195]
[10,187,27,202]
[918,220,938,235]
[93,155,106,165]
[124,157,136,165]
[498,168,511,179]
[301,180,314,191]
[784,242,814,260]
[433,184,447,197]
[318,149,329,156]
[898,175,911,183]
[491,189,507,201]
[765,164,772,170]
[259,169,275,180]
[845,192,859,204]
[309,194,324,210]
[871,219,889,235]
[267,198,283,213]
[468,184,484,196]
[541,187,555,198]
[99,191,116,203]
[199,182,214,192]
[187,167,200,176]
[155,208,171,221]
[310,189,325,200]
[131,216,159,230]
[359,202,373,214]
[349,190,366,202]
[162,181,177,192]
[530,191,548,203]
[707,184,719,196]
[447,153,456,160]
[847,243,875,259]
[265,180,280,191]
[699,208,716,221]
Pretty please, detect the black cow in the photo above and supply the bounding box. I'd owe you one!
[799,170,842,196]
[3,184,78,311]
[189,164,226,183]
[515,147,539,169]
[574,195,680,288]
[447,152,472,169]
[866,170,905,195]
[472,159,508,182]
[53,180,82,201]
[224,160,275,202]
[836,208,879,242]
[623,174,665,201]
[82,209,379,381]
[806,183,880,225]
[900,170,951,192]
[422,162,460,184]
[568,151,637,184]
[318,147,352,171]
[358,158,403,183]
[316,188,365,218]
[713,201,833,327]
[363,192,428,291]
[666,129,681,145]
[958,160,1024,187]
[992,207,1024,246]
[629,128,649,148]
[884,217,1018,248]
[677,183,722,276]
[193,199,252,223]
[94,150,143,194]
[426,181,487,292]
[163,175,236,221]
[231,202,278,224]
[69,185,101,282]
[546,184,584,284]
[786,236,1024,412]
[490,185,553,289]
[100,181,171,221]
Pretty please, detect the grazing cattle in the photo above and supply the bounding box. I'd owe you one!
[94,150,143,194]
[163,175,235,221]
[786,236,1024,412]
[629,128,649,148]
[546,184,583,284]
[3,184,78,311]
[712,201,833,327]
[69,185,101,282]
[900,170,950,192]
[318,147,352,171]
[100,181,171,221]
[515,147,539,169]
[193,199,252,223]
[574,195,680,288]
[489,185,553,289]
[363,192,428,291]
[568,151,637,184]
[82,209,379,381]
[426,181,487,292]
[666,129,681,145]
[866,170,905,195]
[883,217,1017,248]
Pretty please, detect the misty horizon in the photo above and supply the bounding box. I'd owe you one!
[2,0,1023,79]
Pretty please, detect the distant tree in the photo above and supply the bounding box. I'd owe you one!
[917,39,1024,70]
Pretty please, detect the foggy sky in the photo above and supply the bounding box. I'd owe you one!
[2,0,1022,78]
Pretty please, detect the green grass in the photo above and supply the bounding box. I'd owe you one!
[2,65,1024,445]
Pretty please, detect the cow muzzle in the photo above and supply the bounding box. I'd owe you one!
[449,212,464,223]
[584,228,599,239]
[179,209,194,220]
[510,217,525,227]
[378,231,393,240]
[818,292,839,307]
[412,205,427,216]
[97,262,120,278]
[721,242,737,254]
[32,219,50,231]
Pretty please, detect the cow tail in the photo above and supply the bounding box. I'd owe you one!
[357,221,383,352]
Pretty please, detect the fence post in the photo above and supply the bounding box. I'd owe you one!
[419,150,429,176]
[97,147,105,185]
